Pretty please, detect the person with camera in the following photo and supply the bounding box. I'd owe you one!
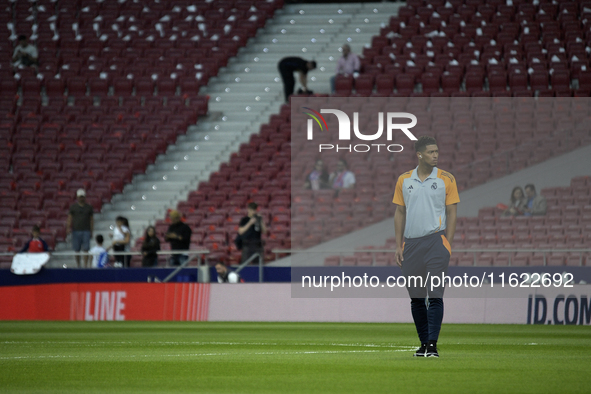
[237,202,267,264]
[12,35,38,70]
[215,262,242,283]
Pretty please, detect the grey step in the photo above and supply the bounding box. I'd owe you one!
[114,190,180,202]
[272,15,352,25]
[99,210,168,222]
[125,179,203,190]
[111,200,173,213]
[140,174,203,185]
[264,25,344,35]
[156,151,222,162]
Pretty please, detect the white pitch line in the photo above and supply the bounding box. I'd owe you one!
[0,348,414,361]
[0,340,416,349]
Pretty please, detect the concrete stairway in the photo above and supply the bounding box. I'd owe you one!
[50,2,401,267]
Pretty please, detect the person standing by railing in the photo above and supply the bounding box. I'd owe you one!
[66,189,94,268]
[141,226,161,267]
[165,210,192,266]
[110,216,131,268]
[237,202,267,264]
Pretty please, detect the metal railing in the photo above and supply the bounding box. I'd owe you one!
[271,248,591,266]
[1,250,271,283]
[1,250,210,282]
[234,252,264,282]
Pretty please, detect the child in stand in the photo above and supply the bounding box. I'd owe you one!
[89,234,109,268]
[110,216,131,268]
[19,225,49,253]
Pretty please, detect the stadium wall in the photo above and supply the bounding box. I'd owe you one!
[0,283,590,325]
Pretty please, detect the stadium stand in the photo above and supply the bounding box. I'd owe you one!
[325,175,591,267]
[2,0,590,270]
[0,0,284,268]
[143,0,591,266]
[311,0,591,267]
[349,0,591,97]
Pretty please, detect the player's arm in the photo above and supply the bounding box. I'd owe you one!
[445,203,457,246]
[394,205,406,267]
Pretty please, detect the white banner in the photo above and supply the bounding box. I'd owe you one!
[208,284,591,325]
[11,253,50,275]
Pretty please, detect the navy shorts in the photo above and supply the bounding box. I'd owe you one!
[400,230,451,298]
[72,231,91,252]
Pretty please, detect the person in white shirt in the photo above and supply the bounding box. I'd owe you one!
[12,35,38,69]
[109,216,131,268]
[329,159,356,189]
[90,234,109,268]
[215,262,241,283]
[330,44,360,93]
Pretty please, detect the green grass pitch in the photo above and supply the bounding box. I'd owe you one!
[0,322,590,393]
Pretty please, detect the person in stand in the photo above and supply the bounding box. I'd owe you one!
[141,226,161,267]
[67,189,94,268]
[502,186,526,216]
[393,136,460,358]
[330,44,360,93]
[12,35,38,70]
[110,216,131,268]
[89,234,109,268]
[277,57,317,102]
[329,159,356,190]
[18,225,49,253]
[304,159,330,190]
[523,184,547,216]
[237,202,267,264]
[165,210,192,266]
[215,262,241,283]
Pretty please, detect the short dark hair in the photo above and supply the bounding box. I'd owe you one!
[525,184,536,192]
[96,234,104,244]
[248,202,258,210]
[414,136,437,152]
[18,34,27,41]
[32,225,40,233]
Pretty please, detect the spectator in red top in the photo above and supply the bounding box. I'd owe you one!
[19,225,49,253]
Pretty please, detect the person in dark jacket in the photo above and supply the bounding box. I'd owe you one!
[141,226,161,267]
[165,210,192,266]
[277,57,316,102]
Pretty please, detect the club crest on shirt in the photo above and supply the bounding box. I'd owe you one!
[431,182,437,190]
